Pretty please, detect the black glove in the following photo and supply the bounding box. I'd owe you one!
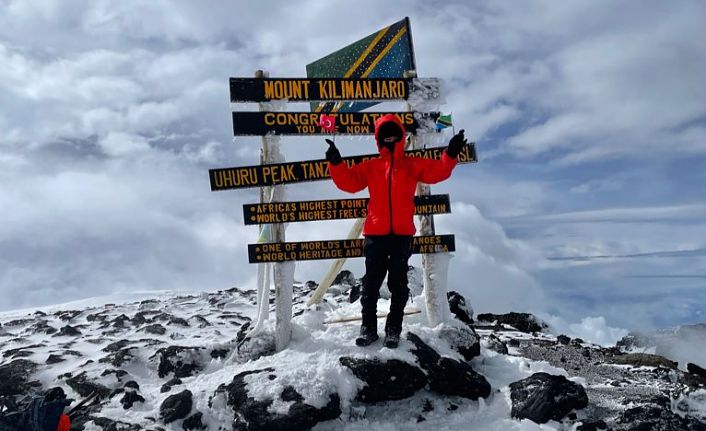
[325,139,342,165]
[447,129,467,158]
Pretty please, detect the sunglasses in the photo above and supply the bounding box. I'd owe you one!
[383,136,400,143]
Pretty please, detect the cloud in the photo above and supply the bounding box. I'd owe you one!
[435,202,549,314]
[506,204,706,224]
[0,1,703,335]
[542,314,629,347]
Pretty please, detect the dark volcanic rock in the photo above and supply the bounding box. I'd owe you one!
[89,416,141,431]
[86,312,109,323]
[3,343,44,358]
[218,368,341,431]
[439,324,481,361]
[66,372,111,399]
[160,389,193,423]
[56,325,82,336]
[29,320,57,335]
[99,347,136,367]
[281,386,304,403]
[557,334,571,345]
[485,333,509,355]
[58,310,82,321]
[210,348,229,359]
[183,412,207,430]
[111,314,132,328]
[333,270,357,287]
[687,362,706,379]
[120,389,145,409]
[577,419,608,431]
[615,401,706,431]
[0,359,39,395]
[144,324,167,335]
[4,318,33,327]
[160,377,183,393]
[46,354,65,364]
[103,339,133,352]
[608,353,678,369]
[406,332,491,400]
[168,316,190,327]
[477,312,547,333]
[509,372,588,423]
[101,369,129,380]
[153,346,204,378]
[447,291,474,325]
[339,357,427,402]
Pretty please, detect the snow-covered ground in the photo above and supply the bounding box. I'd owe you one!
[1,273,705,430]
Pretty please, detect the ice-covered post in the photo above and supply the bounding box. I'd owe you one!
[255,69,293,351]
[405,69,451,327]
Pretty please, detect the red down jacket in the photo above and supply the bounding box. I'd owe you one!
[329,113,458,236]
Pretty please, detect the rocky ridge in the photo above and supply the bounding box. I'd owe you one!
[0,268,704,430]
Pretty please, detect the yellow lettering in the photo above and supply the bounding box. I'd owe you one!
[318,81,328,99]
[264,81,275,99]
[363,81,372,98]
[343,80,354,99]
[264,113,275,126]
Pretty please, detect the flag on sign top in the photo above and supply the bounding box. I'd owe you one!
[318,114,336,132]
[307,17,416,113]
[435,114,452,130]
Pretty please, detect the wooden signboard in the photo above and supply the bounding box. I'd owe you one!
[210,143,476,191]
[232,111,439,135]
[248,234,455,263]
[243,194,451,225]
[229,77,440,103]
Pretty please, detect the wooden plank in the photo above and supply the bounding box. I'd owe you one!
[243,194,451,225]
[248,234,455,263]
[230,77,440,102]
[232,111,439,135]
[209,143,477,191]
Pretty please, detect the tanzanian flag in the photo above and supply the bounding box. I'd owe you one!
[435,114,453,130]
[306,17,416,113]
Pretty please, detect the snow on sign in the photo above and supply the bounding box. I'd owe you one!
[209,144,477,191]
[243,194,451,225]
[248,235,455,263]
[231,111,439,136]
[229,77,440,103]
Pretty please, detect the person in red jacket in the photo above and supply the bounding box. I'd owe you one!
[325,113,467,348]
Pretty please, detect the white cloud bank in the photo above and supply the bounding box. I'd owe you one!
[0,1,704,337]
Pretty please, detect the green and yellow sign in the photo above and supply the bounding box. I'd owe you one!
[248,234,455,263]
[232,111,438,136]
[307,17,416,113]
[210,144,477,191]
[243,194,450,225]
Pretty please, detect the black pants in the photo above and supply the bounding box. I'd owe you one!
[361,235,413,335]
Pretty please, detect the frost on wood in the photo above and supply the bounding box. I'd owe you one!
[274,260,295,351]
[423,252,452,327]
[408,78,444,112]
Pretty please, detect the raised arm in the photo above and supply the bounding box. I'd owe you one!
[413,129,468,184]
[326,139,368,193]
[413,151,458,184]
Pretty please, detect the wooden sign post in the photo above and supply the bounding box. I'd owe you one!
[208,72,477,350]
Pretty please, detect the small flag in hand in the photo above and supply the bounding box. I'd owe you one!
[318,114,336,133]
[435,114,452,130]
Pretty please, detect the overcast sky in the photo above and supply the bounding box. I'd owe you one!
[1,0,704,335]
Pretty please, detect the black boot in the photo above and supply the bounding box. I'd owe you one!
[383,329,401,349]
[355,326,379,347]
